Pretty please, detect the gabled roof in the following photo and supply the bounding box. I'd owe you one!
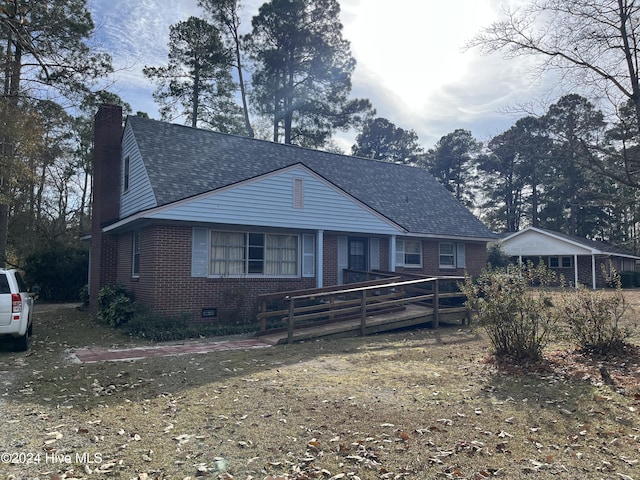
[127,116,496,239]
[501,226,640,259]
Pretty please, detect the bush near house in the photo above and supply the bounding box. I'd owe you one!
[555,281,633,354]
[463,263,637,362]
[97,284,143,327]
[486,242,511,269]
[96,284,257,340]
[461,262,557,361]
[619,270,640,288]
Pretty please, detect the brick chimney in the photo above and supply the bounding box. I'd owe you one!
[89,104,123,311]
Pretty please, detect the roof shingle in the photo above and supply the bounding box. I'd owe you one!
[128,116,495,239]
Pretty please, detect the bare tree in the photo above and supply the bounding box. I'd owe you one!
[468,1,640,127]
[468,0,640,190]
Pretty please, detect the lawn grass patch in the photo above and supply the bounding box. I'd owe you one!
[0,299,638,479]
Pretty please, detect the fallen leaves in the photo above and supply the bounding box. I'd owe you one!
[2,304,639,480]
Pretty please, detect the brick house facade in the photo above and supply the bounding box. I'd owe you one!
[90,105,495,323]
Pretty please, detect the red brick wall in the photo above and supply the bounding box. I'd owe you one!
[396,239,487,278]
[109,226,489,322]
[576,256,612,288]
[464,242,488,277]
[119,225,317,323]
[89,104,123,312]
[519,256,614,288]
[379,237,390,271]
[323,234,338,286]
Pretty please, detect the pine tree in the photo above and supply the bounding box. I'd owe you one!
[143,16,244,133]
[245,0,373,147]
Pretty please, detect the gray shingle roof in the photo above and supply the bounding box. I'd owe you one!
[128,116,495,239]
[534,227,640,258]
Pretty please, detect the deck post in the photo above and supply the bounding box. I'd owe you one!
[329,293,335,321]
[260,299,267,332]
[287,298,295,344]
[360,289,367,336]
[433,279,440,329]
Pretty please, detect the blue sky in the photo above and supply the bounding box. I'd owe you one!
[87,0,562,150]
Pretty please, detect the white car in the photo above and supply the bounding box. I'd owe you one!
[0,268,34,351]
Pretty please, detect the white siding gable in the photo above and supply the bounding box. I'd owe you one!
[146,165,403,234]
[502,229,593,256]
[120,122,157,218]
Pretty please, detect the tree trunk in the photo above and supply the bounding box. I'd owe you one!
[0,34,21,267]
[532,183,539,228]
[617,0,640,137]
[273,70,280,142]
[284,51,295,144]
[0,203,7,267]
[233,31,253,138]
[192,64,200,128]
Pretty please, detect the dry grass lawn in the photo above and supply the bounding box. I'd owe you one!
[0,292,639,480]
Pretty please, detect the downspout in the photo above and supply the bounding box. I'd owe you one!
[591,254,596,289]
[316,230,323,288]
[574,254,579,288]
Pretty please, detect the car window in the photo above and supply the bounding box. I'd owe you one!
[15,272,28,293]
[0,275,10,294]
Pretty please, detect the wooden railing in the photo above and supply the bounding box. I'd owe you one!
[257,274,467,344]
[343,268,397,284]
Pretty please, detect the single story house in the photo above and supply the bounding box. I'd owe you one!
[89,104,496,322]
[500,226,640,288]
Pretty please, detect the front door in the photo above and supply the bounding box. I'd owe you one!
[348,237,368,271]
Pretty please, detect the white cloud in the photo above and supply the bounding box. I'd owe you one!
[338,0,548,146]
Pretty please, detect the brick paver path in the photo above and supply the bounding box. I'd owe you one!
[72,338,271,363]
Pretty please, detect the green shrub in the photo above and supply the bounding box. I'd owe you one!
[97,284,143,326]
[486,242,512,269]
[555,282,633,355]
[461,262,558,361]
[23,244,88,301]
[619,271,635,288]
[123,311,257,341]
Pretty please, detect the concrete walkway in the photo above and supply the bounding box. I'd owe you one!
[71,338,271,363]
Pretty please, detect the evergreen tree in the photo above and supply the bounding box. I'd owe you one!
[143,16,244,133]
[245,0,373,147]
[352,117,423,164]
[198,0,254,137]
[479,116,551,232]
[539,94,606,236]
[422,129,482,208]
[0,0,112,267]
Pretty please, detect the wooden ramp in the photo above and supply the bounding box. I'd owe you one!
[258,304,466,345]
[256,274,469,345]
